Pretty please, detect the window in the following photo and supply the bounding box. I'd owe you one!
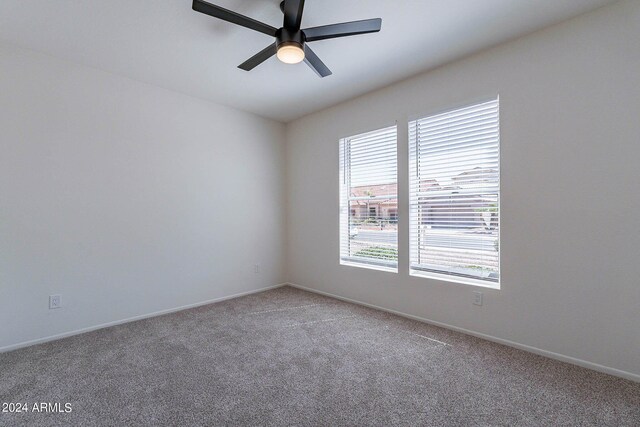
[340,125,398,272]
[409,98,500,287]
[388,208,398,223]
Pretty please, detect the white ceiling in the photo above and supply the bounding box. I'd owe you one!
[0,0,616,122]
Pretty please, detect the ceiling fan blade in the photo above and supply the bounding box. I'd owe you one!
[238,43,277,71]
[192,0,277,37]
[304,45,332,78]
[303,18,382,42]
[283,0,305,30]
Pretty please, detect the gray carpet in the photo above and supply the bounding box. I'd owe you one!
[1,286,638,426]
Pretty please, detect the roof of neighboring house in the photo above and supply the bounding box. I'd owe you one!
[452,167,498,184]
[350,183,397,197]
[349,168,496,200]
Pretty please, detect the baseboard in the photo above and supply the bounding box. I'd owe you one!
[286,282,640,383]
[0,283,288,353]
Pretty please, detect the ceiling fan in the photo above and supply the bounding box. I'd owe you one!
[192,0,382,77]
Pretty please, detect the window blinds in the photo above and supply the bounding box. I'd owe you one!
[340,125,398,271]
[409,99,500,284]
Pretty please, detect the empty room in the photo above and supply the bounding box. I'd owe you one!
[1,0,639,425]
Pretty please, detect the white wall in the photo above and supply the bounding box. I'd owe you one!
[0,43,286,350]
[285,0,640,379]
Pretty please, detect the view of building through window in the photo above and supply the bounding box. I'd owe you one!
[409,98,500,285]
[348,182,398,263]
[340,125,398,270]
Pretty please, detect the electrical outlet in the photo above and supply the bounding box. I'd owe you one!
[49,295,62,309]
[473,291,483,306]
[254,264,260,274]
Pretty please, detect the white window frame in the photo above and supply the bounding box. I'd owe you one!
[339,125,398,273]
[409,98,501,289]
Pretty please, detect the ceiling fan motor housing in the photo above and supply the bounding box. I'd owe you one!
[276,27,304,51]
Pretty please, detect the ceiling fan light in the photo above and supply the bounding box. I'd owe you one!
[277,42,305,64]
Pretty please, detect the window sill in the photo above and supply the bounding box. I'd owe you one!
[410,269,500,289]
[340,260,398,274]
